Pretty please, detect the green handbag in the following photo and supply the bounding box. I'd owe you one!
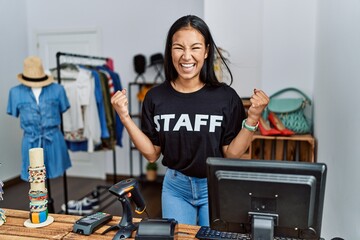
[264,87,312,134]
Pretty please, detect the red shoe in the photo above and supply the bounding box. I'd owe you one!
[268,112,295,136]
[258,117,281,136]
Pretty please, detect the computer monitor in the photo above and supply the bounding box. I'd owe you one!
[206,158,327,240]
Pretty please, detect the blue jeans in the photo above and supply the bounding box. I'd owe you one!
[162,168,209,226]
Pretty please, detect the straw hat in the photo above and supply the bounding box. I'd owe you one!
[17,56,54,87]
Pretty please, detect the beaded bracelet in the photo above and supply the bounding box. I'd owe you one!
[29,165,45,169]
[29,189,48,196]
[29,209,48,224]
[242,118,259,132]
[28,165,46,171]
[0,209,6,223]
[29,200,48,211]
[28,173,46,180]
[28,176,46,183]
[29,199,48,207]
[28,174,46,180]
[29,173,46,179]
[29,194,48,202]
[29,169,46,177]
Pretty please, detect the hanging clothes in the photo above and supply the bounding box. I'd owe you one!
[97,65,124,147]
[7,83,72,181]
[52,59,124,152]
[56,65,102,152]
[96,68,116,149]
[80,66,110,140]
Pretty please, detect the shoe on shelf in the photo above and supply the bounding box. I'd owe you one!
[268,112,295,136]
[258,117,282,136]
[61,197,99,215]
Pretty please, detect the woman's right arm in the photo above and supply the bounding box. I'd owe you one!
[111,89,161,162]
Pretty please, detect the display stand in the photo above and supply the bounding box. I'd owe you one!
[56,52,118,214]
[242,132,316,162]
[24,148,54,228]
[251,215,276,240]
[240,99,316,162]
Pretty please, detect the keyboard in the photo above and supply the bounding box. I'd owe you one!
[195,226,307,240]
[195,226,251,240]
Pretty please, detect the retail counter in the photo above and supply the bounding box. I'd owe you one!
[0,208,200,239]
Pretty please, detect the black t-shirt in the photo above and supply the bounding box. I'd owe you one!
[141,81,246,178]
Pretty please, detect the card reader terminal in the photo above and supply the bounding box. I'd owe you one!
[73,212,113,235]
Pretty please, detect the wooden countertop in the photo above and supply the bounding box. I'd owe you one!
[0,208,200,239]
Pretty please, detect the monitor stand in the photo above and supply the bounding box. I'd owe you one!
[251,214,277,240]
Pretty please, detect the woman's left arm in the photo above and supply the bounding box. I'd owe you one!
[222,89,269,158]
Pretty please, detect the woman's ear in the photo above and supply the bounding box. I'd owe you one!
[205,44,209,59]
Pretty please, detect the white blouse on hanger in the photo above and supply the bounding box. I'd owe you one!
[59,66,101,152]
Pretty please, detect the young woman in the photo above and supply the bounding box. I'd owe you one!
[111,15,269,226]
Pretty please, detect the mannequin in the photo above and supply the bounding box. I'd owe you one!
[31,87,42,104]
[7,56,72,212]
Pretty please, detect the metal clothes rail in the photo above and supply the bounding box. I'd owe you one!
[55,52,118,214]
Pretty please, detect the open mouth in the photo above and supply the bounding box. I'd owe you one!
[180,63,195,72]
[181,63,195,68]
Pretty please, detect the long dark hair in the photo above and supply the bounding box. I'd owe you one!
[163,15,233,86]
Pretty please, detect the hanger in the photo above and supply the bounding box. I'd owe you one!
[59,63,78,71]
[50,63,78,81]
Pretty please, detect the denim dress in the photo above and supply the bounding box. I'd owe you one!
[7,83,72,181]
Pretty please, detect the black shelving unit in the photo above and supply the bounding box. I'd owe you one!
[128,82,159,180]
[128,53,164,182]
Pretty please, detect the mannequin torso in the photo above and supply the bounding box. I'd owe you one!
[31,87,42,104]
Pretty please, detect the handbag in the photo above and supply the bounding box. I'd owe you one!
[264,87,312,134]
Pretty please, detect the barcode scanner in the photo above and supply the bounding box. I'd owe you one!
[109,178,146,214]
[103,178,146,239]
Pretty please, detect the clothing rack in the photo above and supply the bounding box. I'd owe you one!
[55,52,118,214]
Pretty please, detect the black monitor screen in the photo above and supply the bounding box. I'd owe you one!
[207,158,327,239]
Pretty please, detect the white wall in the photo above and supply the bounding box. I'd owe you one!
[204,0,316,98]
[204,0,263,97]
[315,0,360,239]
[261,0,317,97]
[0,0,28,181]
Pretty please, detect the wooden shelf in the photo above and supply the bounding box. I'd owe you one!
[242,132,316,162]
